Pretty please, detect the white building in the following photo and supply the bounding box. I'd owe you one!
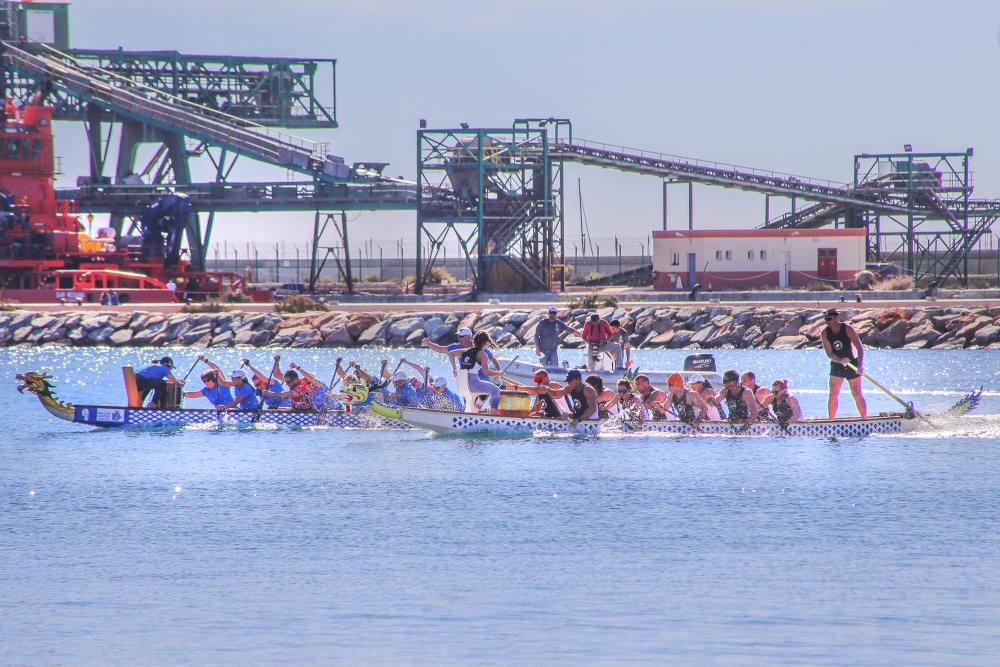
[652,228,866,289]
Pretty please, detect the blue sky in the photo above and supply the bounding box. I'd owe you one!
[57,0,1000,258]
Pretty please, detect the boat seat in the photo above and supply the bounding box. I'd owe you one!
[456,369,490,413]
[122,366,142,407]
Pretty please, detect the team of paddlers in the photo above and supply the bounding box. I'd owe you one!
[130,307,866,428]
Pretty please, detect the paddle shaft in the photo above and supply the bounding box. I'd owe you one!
[845,362,934,426]
[180,358,201,383]
[252,356,280,423]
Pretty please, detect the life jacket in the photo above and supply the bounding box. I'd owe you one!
[459,347,480,372]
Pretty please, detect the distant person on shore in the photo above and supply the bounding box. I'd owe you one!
[533,306,581,367]
[99,291,111,306]
[821,308,867,419]
[109,290,120,306]
[134,356,181,408]
[760,378,802,426]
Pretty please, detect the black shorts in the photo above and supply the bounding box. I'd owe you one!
[830,362,860,380]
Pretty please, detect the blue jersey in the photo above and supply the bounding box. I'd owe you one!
[136,364,171,381]
[262,379,290,408]
[395,383,420,407]
[447,344,495,380]
[199,384,234,407]
[231,382,259,410]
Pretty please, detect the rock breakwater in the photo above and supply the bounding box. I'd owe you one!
[1,305,999,350]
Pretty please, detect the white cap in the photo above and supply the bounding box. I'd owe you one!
[547,305,558,313]
[231,370,246,379]
[688,373,705,384]
[432,376,448,388]
[457,327,473,338]
[390,370,407,382]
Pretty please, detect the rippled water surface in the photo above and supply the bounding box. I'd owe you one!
[3,346,1000,665]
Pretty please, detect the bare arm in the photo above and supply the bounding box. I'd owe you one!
[744,391,761,419]
[821,331,838,363]
[479,350,503,377]
[200,357,233,386]
[422,338,449,354]
[788,396,803,422]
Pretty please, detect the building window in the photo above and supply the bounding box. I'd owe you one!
[671,252,679,266]
[748,250,755,260]
[725,250,732,260]
[715,250,722,261]
[760,249,767,260]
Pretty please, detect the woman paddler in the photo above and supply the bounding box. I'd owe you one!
[759,378,802,426]
[448,331,504,413]
[261,369,314,411]
[666,372,710,426]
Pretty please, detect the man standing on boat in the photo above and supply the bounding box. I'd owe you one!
[821,308,867,419]
[534,306,581,367]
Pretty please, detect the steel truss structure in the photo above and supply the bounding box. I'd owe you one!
[416,124,564,293]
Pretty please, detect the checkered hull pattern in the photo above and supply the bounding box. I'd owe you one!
[397,407,908,437]
[71,405,410,429]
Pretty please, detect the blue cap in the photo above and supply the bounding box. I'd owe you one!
[565,369,582,382]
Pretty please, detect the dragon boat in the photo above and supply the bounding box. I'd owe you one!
[366,391,984,437]
[15,371,410,430]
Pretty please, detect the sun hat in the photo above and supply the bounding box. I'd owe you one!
[231,370,246,379]
[457,327,473,338]
[688,373,705,385]
[390,370,407,382]
[432,376,448,388]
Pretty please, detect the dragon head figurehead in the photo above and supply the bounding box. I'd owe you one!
[338,383,374,412]
[16,371,74,419]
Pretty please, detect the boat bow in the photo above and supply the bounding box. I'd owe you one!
[16,371,75,421]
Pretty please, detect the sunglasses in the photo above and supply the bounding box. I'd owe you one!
[618,387,630,393]
[824,316,835,321]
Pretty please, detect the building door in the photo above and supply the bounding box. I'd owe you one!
[687,253,697,287]
[817,248,838,279]
[779,252,789,288]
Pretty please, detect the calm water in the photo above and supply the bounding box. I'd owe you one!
[2,346,999,666]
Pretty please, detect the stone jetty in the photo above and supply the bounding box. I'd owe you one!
[1,305,999,350]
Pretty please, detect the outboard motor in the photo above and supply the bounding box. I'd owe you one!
[683,353,716,373]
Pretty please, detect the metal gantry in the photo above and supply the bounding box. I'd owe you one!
[416,124,564,293]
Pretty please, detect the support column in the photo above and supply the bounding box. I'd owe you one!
[688,182,694,230]
[340,211,353,294]
[662,180,668,230]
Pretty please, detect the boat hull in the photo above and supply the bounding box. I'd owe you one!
[384,405,915,437]
[69,405,410,429]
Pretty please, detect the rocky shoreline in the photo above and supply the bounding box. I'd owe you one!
[1,305,999,350]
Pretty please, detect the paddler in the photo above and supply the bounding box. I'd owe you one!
[717,369,761,427]
[605,377,648,420]
[634,374,670,420]
[544,369,599,426]
[821,308,867,419]
[261,369,314,411]
[183,369,234,409]
[243,357,289,409]
[759,378,802,426]
[666,372,710,426]
[426,376,465,412]
[507,368,565,418]
[584,374,616,418]
[220,369,259,411]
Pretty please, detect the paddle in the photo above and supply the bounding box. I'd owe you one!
[252,355,280,424]
[180,357,201,383]
[845,361,934,427]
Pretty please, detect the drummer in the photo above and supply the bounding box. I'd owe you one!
[134,356,182,408]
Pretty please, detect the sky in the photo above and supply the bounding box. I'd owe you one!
[55,0,1000,259]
